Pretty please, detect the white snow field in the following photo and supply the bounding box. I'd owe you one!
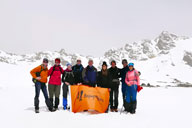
[0,63,192,128]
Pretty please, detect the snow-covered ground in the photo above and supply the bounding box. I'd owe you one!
[0,63,192,128]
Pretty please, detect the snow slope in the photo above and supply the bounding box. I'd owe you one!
[0,63,192,128]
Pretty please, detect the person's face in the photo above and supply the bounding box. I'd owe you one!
[43,62,48,67]
[88,61,93,66]
[111,62,116,68]
[102,65,107,70]
[122,62,128,67]
[67,65,72,69]
[129,66,134,71]
[55,61,60,66]
[77,60,81,65]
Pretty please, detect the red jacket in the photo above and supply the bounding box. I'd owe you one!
[48,65,64,85]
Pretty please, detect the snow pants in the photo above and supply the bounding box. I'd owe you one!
[125,84,137,103]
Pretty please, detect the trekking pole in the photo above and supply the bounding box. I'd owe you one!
[120,104,124,115]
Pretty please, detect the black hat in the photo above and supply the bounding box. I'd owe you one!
[102,61,108,67]
[43,58,48,63]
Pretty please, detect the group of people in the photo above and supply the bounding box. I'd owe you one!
[30,58,141,114]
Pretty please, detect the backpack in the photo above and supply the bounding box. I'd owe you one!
[63,71,74,79]
[32,65,44,83]
[50,65,63,77]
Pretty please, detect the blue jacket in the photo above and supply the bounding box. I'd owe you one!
[82,66,97,84]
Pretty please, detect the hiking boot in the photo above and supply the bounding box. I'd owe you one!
[54,98,59,110]
[49,107,56,112]
[35,109,39,113]
[114,109,118,112]
[124,102,132,113]
[130,110,136,114]
[110,109,114,112]
[130,101,137,114]
[54,106,59,111]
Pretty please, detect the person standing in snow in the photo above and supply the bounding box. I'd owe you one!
[108,60,121,112]
[120,59,130,108]
[124,63,140,114]
[72,59,84,85]
[82,59,97,87]
[30,58,55,113]
[62,63,75,110]
[97,61,110,89]
[97,61,111,112]
[48,58,64,110]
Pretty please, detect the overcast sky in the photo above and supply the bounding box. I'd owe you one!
[0,0,192,57]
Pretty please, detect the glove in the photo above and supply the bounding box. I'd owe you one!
[137,85,143,92]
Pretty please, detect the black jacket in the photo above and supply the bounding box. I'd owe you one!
[97,70,110,88]
[108,66,121,89]
[72,64,84,84]
[120,66,130,84]
[62,70,75,85]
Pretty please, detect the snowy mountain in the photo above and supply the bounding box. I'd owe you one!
[103,31,192,86]
[104,31,189,61]
[0,31,192,86]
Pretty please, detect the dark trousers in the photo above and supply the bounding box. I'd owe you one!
[34,82,52,110]
[63,83,69,99]
[122,83,128,99]
[48,84,61,98]
[110,88,119,109]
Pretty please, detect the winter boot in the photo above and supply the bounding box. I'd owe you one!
[67,106,70,110]
[63,98,68,110]
[110,107,115,112]
[45,99,55,112]
[114,109,118,112]
[54,98,60,110]
[124,101,132,113]
[130,101,137,114]
[34,97,39,111]
[35,109,39,113]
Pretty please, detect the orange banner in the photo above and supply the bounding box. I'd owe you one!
[70,85,110,113]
